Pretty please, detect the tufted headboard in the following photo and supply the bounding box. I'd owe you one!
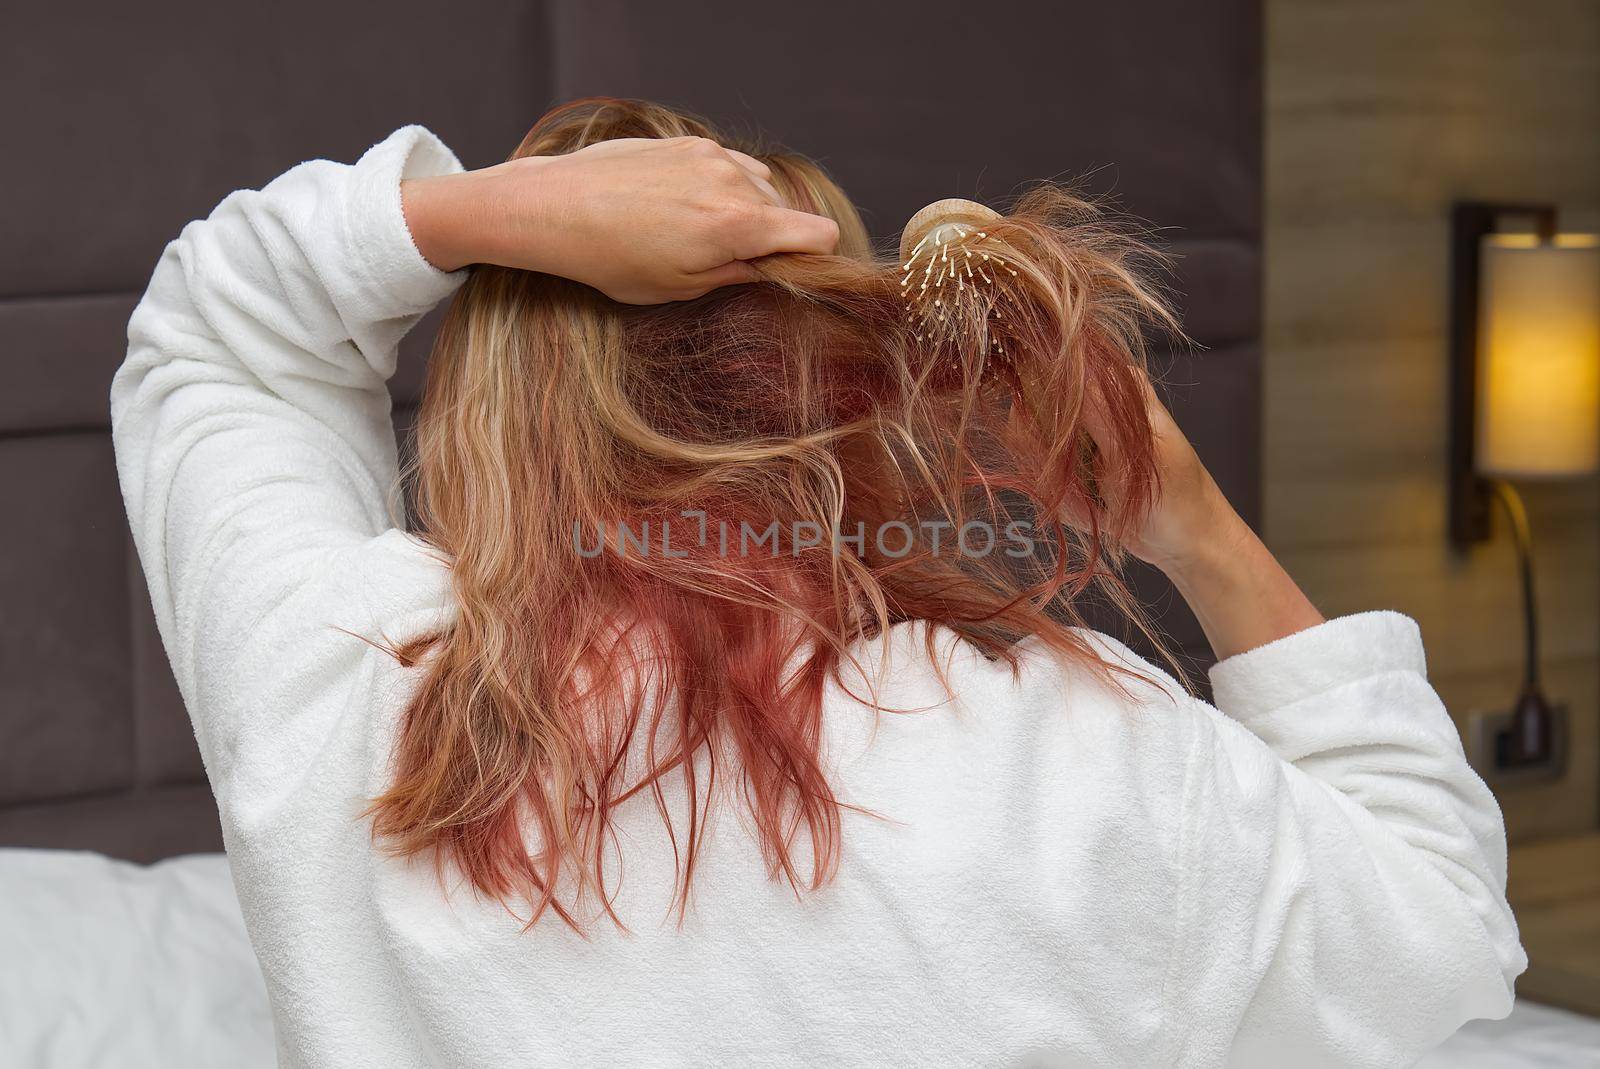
[0,0,1261,861]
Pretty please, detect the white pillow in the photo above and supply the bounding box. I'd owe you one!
[0,849,275,1069]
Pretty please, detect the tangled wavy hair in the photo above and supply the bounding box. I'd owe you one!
[367,97,1181,932]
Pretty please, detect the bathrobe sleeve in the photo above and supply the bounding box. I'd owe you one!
[110,127,465,769]
[1153,611,1527,1067]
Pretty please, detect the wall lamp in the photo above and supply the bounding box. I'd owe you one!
[1449,202,1599,780]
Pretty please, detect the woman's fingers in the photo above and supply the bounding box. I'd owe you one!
[740,172,785,210]
[719,147,834,257]
[522,133,839,303]
[1076,375,1122,483]
[724,148,772,181]
[679,260,763,299]
[745,172,786,208]
[1081,365,1167,469]
[730,205,841,260]
[712,147,784,207]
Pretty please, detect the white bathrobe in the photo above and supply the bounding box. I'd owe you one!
[110,126,1525,1069]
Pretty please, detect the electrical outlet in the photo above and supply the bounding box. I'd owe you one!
[1465,704,1568,787]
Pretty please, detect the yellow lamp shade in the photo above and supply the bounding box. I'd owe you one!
[1476,233,1600,478]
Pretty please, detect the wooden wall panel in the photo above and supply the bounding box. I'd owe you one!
[1265,0,1600,842]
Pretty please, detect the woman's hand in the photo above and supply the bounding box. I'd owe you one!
[1107,376,1235,574]
[401,136,840,304]
[1084,373,1324,661]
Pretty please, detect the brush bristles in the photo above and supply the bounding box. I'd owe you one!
[900,221,1022,381]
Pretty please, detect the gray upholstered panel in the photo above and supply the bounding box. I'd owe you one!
[0,0,1261,860]
[0,1,550,298]
[1,1,553,860]
[0,433,133,805]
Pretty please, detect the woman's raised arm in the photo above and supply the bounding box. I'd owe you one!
[400,134,839,303]
[112,128,468,729]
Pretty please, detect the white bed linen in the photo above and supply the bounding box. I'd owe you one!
[1416,1000,1600,1068]
[1,847,1596,1067]
[0,848,274,1068]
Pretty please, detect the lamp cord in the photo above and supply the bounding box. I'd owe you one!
[1490,479,1540,693]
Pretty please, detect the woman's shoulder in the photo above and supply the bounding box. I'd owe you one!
[830,620,1219,774]
[823,621,1207,929]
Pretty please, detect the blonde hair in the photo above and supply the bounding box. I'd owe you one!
[368,98,1179,931]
